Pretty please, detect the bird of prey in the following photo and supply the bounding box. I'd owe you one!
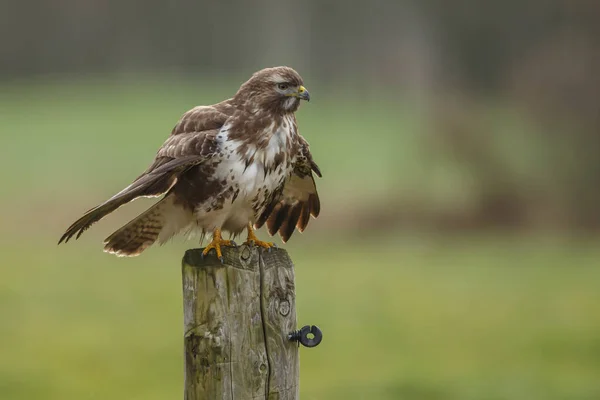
[59,66,321,260]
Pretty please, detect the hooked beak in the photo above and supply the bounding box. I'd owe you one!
[296,85,310,101]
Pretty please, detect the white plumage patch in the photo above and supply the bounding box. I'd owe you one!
[193,116,296,234]
[271,73,285,83]
[282,174,314,202]
[157,195,195,244]
[283,97,298,111]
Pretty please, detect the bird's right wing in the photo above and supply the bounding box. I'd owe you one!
[255,137,322,242]
[58,102,234,244]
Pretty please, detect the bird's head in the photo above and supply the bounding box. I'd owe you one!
[234,66,310,114]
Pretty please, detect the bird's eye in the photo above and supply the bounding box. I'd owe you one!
[277,83,289,91]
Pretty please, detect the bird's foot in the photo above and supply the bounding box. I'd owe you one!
[202,229,236,262]
[244,238,276,251]
[244,226,276,251]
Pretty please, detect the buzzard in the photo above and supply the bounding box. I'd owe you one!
[58,67,321,260]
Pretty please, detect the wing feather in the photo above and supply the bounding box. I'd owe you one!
[59,102,234,245]
[58,156,204,244]
[256,138,321,242]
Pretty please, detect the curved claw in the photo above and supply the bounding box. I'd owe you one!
[244,223,275,251]
[202,229,236,261]
[244,239,275,250]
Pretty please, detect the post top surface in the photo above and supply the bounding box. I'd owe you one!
[182,246,291,270]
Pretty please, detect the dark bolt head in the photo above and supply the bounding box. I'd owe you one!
[288,325,322,348]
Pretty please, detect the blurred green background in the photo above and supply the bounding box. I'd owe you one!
[2,1,600,399]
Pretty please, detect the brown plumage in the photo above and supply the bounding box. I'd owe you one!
[59,66,321,256]
[256,137,322,242]
[103,196,172,256]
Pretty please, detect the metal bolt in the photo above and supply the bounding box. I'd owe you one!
[288,325,322,348]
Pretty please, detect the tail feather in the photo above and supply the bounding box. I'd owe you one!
[103,197,166,257]
[58,155,203,245]
[103,195,192,257]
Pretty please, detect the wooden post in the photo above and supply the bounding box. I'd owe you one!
[182,245,299,400]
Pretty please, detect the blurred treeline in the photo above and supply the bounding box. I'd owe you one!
[3,0,599,232]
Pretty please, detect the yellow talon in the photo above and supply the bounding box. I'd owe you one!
[202,228,235,261]
[244,223,275,250]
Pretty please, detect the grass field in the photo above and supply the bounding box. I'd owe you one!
[2,238,599,400]
[1,78,599,399]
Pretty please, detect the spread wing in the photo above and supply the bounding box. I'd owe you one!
[58,101,234,244]
[255,137,322,242]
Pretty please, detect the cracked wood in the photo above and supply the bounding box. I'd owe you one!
[182,246,299,400]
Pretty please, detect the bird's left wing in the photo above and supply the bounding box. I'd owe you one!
[58,103,233,244]
[255,138,322,242]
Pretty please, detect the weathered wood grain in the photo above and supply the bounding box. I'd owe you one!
[260,249,299,399]
[182,245,299,400]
